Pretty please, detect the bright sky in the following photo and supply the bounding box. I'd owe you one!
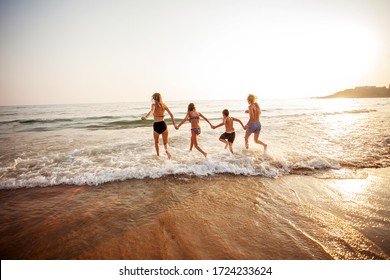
[0,0,389,105]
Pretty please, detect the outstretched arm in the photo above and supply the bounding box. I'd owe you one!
[246,105,255,126]
[177,113,189,129]
[233,117,245,129]
[142,104,155,120]
[212,122,224,129]
[165,106,176,126]
[199,113,213,128]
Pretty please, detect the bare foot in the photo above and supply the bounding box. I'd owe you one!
[166,150,172,160]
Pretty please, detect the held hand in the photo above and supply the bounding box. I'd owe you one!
[141,116,146,120]
[175,125,179,130]
[245,110,249,114]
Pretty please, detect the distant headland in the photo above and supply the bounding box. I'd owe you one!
[320,85,390,98]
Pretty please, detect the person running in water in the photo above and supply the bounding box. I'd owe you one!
[142,93,176,159]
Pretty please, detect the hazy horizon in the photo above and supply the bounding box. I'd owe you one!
[1,0,389,106]
[0,95,319,107]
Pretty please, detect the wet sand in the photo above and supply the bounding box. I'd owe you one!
[0,168,389,260]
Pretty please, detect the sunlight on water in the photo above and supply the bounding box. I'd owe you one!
[324,112,364,143]
[335,178,369,200]
[322,98,356,113]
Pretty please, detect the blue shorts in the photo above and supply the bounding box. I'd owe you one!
[246,122,261,135]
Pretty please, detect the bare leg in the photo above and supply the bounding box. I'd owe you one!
[192,131,207,158]
[219,138,229,149]
[228,142,234,154]
[254,133,267,151]
[244,133,250,149]
[153,132,160,156]
[162,129,171,159]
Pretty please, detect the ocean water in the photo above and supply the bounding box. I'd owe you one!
[1,98,390,260]
[0,98,390,188]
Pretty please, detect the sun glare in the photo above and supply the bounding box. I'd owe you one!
[195,18,380,99]
[335,179,369,201]
[319,23,378,76]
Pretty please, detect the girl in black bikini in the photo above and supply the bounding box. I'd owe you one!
[176,103,213,158]
[142,93,176,159]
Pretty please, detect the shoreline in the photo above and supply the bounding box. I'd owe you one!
[0,168,389,260]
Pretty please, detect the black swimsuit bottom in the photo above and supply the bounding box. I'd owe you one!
[153,121,167,134]
[220,132,236,143]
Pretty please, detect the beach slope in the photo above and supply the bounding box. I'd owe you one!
[0,168,389,260]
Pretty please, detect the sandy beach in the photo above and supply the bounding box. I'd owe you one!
[0,167,388,260]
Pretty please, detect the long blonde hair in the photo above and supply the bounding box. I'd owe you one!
[247,94,260,109]
[152,93,163,108]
